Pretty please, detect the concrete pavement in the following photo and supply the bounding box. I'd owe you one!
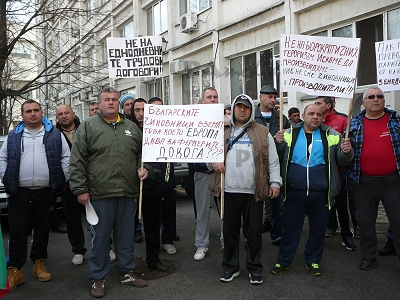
[3,189,399,300]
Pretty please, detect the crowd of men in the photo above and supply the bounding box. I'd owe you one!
[1,85,399,297]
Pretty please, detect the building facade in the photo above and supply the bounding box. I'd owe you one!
[40,0,400,120]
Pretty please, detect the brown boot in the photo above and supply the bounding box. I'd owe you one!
[33,259,52,282]
[7,267,24,291]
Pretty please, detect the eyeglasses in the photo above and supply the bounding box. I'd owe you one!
[366,94,384,99]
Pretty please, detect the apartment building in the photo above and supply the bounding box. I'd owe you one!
[41,0,400,120]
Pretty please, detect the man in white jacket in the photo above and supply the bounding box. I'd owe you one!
[0,100,70,291]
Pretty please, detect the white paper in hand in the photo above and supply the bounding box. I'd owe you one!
[86,202,98,225]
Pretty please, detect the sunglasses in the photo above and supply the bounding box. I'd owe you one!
[366,94,384,99]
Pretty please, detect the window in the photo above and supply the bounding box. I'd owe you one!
[147,0,168,36]
[332,24,353,38]
[312,31,328,36]
[230,49,280,101]
[120,21,134,38]
[311,21,386,87]
[146,77,170,104]
[87,48,95,69]
[87,0,94,16]
[181,67,213,104]
[388,7,400,40]
[11,41,33,58]
[180,0,212,15]
[356,15,383,86]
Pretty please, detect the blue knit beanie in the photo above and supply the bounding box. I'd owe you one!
[120,94,135,109]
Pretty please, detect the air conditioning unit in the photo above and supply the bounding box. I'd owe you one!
[180,12,198,33]
[169,60,188,74]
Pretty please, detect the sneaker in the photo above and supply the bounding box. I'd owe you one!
[33,259,52,281]
[109,250,116,261]
[261,220,272,233]
[72,254,84,265]
[194,248,209,261]
[91,279,105,298]
[325,228,337,238]
[271,263,290,275]
[353,228,360,239]
[359,258,377,270]
[306,263,322,276]
[120,271,147,287]
[342,237,357,251]
[378,239,395,256]
[163,244,176,255]
[220,270,240,282]
[7,267,24,291]
[249,273,263,284]
[134,230,143,243]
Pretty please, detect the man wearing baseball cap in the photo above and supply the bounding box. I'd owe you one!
[255,85,289,245]
[209,94,281,285]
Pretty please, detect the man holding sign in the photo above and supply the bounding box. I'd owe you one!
[271,104,353,276]
[69,87,148,298]
[210,94,281,285]
[346,87,400,271]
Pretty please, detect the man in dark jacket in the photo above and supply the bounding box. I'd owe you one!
[69,87,148,297]
[271,104,353,276]
[254,85,289,245]
[0,100,70,291]
[56,104,87,265]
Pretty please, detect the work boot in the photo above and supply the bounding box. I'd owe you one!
[7,267,24,291]
[33,259,52,282]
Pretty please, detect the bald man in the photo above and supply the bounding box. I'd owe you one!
[56,105,87,266]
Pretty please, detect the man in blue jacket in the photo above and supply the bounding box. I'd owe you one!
[0,100,70,291]
[271,104,353,276]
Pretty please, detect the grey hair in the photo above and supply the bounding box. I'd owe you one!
[363,87,383,99]
[99,87,119,99]
[200,87,218,102]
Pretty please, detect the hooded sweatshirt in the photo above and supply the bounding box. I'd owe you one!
[224,95,281,196]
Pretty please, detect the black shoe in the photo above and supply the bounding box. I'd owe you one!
[359,258,377,270]
[220,270,240,282]
[342,237,357,251]
[271,239,280,246]
[134,230,143,243]
[378,239,395,256]
[271,263,290,275]
[249,273,263,285]
[306,263,322,276]
[353,228,359,239]
[147,262,167,271]
[51,225,67,234]
[261,221,272,233]
[325,228,337,238]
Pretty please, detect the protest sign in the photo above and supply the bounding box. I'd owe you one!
[142,104,225,163]
[376,38,400,92]
[280,34,360,98]
[107,36,163,79]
